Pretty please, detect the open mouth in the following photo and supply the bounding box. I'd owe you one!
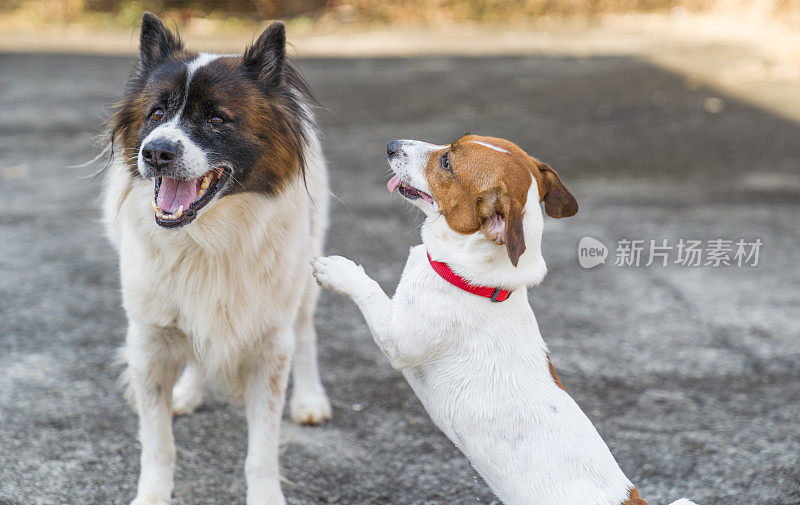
[387,175,434,204]
[152,167,230,228]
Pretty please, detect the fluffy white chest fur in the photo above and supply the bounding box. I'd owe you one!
[104,137,332,505]
[106,168,310,376]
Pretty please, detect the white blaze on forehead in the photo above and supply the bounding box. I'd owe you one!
[139,54,226,180]
[469,140,509,153]
[169,53,224,124]
[186,53,223,81]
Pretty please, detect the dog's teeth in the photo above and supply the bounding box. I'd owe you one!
[201,176,211,190]
[197,188,206,199]
[152,201,159,213]
[176,205,183,218]
[156,210,164,219]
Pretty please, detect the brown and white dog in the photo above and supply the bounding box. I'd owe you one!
[103,13,330,505]
[312,135,696,505]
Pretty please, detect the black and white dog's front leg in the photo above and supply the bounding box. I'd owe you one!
[311,256,413,369]
[125,323,186,505]
[242,328,294,505]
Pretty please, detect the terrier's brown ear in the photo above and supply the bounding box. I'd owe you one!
[536,162,578,218]
[475,185,527,266]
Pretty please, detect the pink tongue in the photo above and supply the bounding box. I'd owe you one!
[387,176,402,193]
[156,177,198,214]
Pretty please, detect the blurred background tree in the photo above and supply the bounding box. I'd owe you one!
[1,0,798,29]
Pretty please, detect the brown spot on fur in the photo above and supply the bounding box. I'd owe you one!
[547,354,566,391]
[423,135,577,265]
[269,353,289,399]
[621,488,649,505]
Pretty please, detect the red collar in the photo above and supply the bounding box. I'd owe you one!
[426,252,513,302]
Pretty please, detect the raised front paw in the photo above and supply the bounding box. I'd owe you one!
[310,256,367,297]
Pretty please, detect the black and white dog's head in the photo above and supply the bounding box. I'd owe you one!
[112,12,313,228]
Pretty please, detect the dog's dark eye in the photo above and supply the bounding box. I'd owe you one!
[440,152,451,172]
[151,108,164,121]
[209,116,224,125]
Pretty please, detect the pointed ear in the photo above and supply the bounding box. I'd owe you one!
[536,162,578,218]
[243,22,286,88]
[138,12,183,71]
[475,186,527,267]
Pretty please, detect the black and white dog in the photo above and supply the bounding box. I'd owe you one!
[103,13,330,505]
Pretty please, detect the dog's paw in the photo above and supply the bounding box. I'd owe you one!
[172,382,203,416]
[310,256,366,296]
[248,496,286,505]
[172,393,201,416]
[246,478,286,505]
[130,496,170,505]
[171,364,205,416]
[290,389,332,425]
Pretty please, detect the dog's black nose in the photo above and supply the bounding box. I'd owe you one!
[142,139,180,169]
[387,140,401,158]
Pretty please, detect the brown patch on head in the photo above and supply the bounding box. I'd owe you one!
[423,135,578,266]
[178,54,307,194]
[547,354,566,391]
[621,488,649,505]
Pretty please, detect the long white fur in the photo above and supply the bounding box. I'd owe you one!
[311,140,696,505]
[104,54,331,505]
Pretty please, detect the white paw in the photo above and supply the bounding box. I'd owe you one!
[310,255,366,296]
[290,389,332,425]
[130,496,170,505]
[172,383,203,416]
[246,479,286,505]
[171,364,205,416]
[248,497,286,505]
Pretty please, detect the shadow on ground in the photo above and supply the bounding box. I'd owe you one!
[0,53,798,505]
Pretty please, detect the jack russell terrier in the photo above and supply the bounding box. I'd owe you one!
[311,135,696,505]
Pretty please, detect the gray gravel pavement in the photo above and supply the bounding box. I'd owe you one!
[0,52,798,505]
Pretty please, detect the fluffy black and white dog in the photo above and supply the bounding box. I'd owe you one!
[103,13,331,505]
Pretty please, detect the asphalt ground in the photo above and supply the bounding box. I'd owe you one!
[0,52,798,505]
